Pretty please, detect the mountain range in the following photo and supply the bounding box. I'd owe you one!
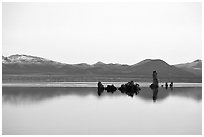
[2,54,202,82]
[174,59,202,76]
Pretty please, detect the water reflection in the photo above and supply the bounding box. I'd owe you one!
[2,87,202,105]
[138,87,202,102]
[152,88,158,102]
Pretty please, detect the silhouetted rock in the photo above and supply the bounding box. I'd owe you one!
[134,83,141,95]
[153,71,158,87]
[97,81,104,96]
[105,84,117,93]
[170,82,173,90]
[165,82,168,89]
[150,71,159,102]
[149,83,154,89]
[118,81,141,97]
[118,84,126,93]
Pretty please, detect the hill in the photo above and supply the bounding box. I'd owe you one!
[2,54,202,82]
[174,60,202,76]
[127,59,196,78]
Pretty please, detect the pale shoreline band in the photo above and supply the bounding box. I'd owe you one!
[2,82,202,87]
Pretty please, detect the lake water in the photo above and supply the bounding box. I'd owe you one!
[2,83,202,135]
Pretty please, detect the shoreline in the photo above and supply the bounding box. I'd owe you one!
[2,82,202,88]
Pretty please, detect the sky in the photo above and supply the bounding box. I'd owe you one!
[2,2,202,65]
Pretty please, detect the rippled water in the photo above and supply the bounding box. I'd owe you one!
[2,84,202,135]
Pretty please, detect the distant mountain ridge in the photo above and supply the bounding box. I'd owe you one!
[174,59,202,69]
[2,54,202,82]
[2,54,63,65]
[174,59,202,76]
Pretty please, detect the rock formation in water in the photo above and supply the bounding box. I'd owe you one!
[97,81,104,96]
[170,82,173,90]
[118,81,141,97]
[97,81,141,97]
[165,82,168,89]
[150,71,159,102]
[105,85,117,93]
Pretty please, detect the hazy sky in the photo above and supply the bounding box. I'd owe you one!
[2,2,202,65]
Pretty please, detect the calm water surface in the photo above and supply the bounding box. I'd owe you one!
[2,83,202,135]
